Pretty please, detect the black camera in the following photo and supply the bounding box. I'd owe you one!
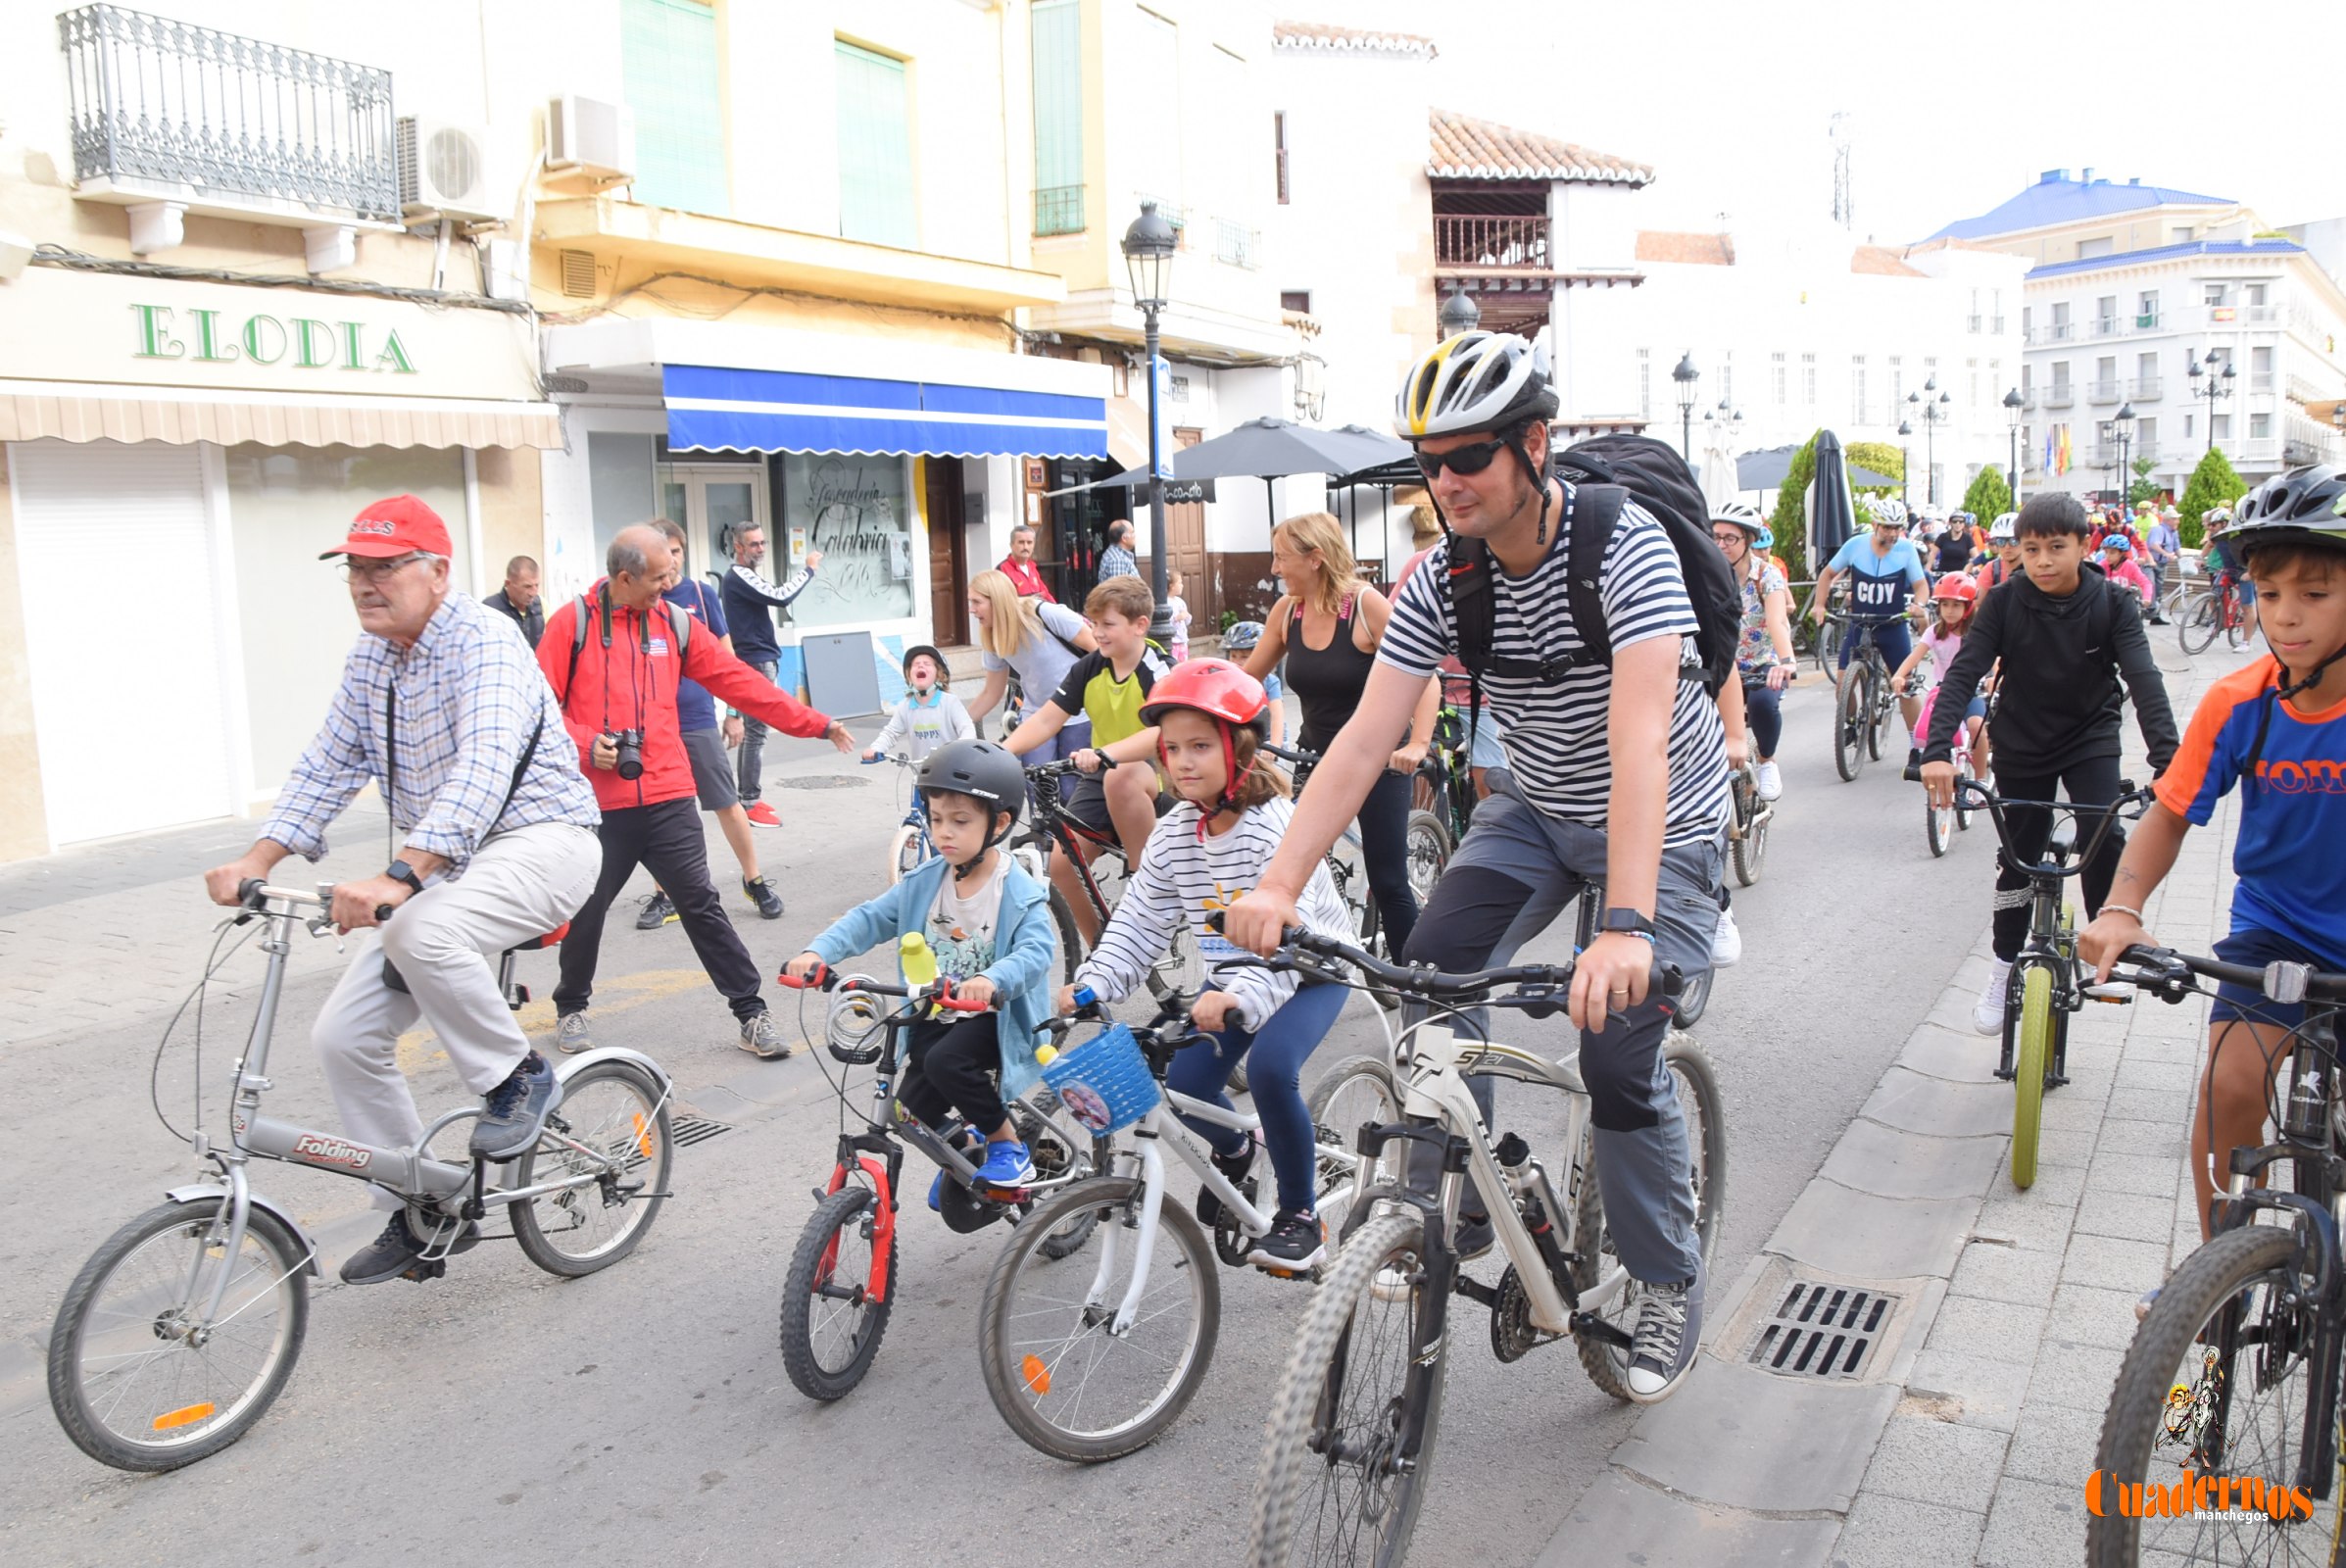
[608,729,645,780]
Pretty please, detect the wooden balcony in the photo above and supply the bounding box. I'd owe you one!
[1436,213,1550,271]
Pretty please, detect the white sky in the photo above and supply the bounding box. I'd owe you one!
[1333,0,2344,241]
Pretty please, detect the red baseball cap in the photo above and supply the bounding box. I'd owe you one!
[319,495,453,560]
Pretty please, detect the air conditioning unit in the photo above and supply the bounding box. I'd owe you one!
[548,94,637,182]
[396,117,502,223]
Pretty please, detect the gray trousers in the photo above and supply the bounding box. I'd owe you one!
[1402,788,1720,1284]
[312,822,602,1208]
[734,658,780,802]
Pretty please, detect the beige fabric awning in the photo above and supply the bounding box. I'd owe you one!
[0,380,562,451]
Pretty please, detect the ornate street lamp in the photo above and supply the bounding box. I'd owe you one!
[2114,402,2138,511]
[2003,386,2025,508]
[1897,419,1914,508]
[1438,286,1480,340]
[1909,378,1952,507]
[1672,352,1700,459]
[1122,201,1178,644]
[2187,352,2237,454]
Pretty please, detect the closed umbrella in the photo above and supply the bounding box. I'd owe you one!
[1808,429,1859,576]
[1699,420,1741,516]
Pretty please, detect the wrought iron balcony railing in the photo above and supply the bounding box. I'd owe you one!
[59,4,399,221]
[1435,213,1551,271]
[1033,184,1084,237]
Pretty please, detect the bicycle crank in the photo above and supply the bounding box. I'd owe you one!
[1489,1266,1565,1362]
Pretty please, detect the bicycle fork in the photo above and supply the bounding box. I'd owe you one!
[1088,1136,1168,1335]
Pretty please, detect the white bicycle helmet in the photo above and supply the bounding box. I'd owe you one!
[1988,512,2019,542]
[1394,331,1560,441]
[1711,500,1767,536]
[1858,495,1908,528]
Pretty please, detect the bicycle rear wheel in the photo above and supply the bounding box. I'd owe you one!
[2087,1224,2336,1567]
[1833,668,1867,781]
[512,1058,673,1276]
[1249,1211,1442,1568]
[1732,799,1767,888]
[1865,660,1888,761]
[779,1186,895,1401]
[978,1175,1219,1463]
[1044,885,1086,986]
[2226,604,2253,651]
[49,1198,311,1472]
[888,822,929,884]
[1305,1054,1402,1239]
[1955,757,1977,831]
[1405,808,1450,908]
[2178,593,2221,655]
[2008,963,2055,1190]
[1926,790,1954,858]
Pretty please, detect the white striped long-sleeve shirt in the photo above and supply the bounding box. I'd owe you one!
[1075,795,1351,1030]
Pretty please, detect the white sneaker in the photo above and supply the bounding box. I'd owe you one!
[1973,957,2014,1036]
[1754,760,1783,802]
[1710,907,1741,968]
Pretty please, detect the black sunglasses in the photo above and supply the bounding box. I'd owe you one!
[1413,437,1510,479]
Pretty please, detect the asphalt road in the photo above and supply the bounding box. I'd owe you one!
[0,668,2077,1568]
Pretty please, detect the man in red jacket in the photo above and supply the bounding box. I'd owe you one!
[543,525,855,1058]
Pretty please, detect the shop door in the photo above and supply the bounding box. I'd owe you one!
[658,463,769,597]
[1166,427,1209,621]
[922,457,968,644]
[11,440,235,843]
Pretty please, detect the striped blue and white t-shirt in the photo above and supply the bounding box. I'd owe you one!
[1378,489,1730,848]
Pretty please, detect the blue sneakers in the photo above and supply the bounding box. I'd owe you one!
[971,1139,1036,1188]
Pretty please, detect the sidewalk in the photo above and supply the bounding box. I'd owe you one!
[1540,643,2246,1568]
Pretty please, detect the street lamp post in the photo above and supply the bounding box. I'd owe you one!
[1672,352,1700,460]
[1907,376,1952,508]
[1897,420,1913,508]
[2114,402,2137,510]
[1122,201,1178,647]
[1438,285,1480,340]
[2187,351,2237,454]
[2003,386,2025,510]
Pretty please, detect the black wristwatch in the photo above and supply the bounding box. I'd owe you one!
[384,859,424,898]
[1598,906,1654,937]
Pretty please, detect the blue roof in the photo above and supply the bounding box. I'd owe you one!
[1926,172,2232,242]
[2025,239,2305,280]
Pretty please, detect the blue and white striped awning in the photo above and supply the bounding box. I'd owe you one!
[662,364,1108,459]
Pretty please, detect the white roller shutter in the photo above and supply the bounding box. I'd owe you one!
[11,440,237,843]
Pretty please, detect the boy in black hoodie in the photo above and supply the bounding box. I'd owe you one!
[1919,492,2178,1038]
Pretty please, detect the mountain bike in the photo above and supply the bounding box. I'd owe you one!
[48,881,672,1472]
[1958,780,2151,1189]
[865,752,935,883]
[975,986,1399,1462]
[771,965,1111,1402]
[1910,684,1978,858]
[1833,621,1903,782]
[2176,577,2255,655]
[1246,926,1724,1567]
[2086,945,2346,1567]
[1409,706,1483,906]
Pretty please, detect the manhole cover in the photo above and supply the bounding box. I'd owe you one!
[1746,1280,1898,1381]
[769,775,868,791]
[671,1114,735,1148]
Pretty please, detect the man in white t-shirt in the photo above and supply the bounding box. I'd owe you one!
[1225,331,1725,1404]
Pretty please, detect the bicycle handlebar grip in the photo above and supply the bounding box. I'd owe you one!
[776,960,833,991]
[237,877,267,906]
[1653,962,1683,998]
[373,905,396,923]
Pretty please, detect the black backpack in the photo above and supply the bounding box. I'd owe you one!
[1446,433,1743,729]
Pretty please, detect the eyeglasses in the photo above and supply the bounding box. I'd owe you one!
[1413,437,1510,480]
[1711,530,1748,546]
[336,553,429,584]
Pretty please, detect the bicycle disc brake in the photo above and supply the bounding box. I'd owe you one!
[1490,1265,1562,1362]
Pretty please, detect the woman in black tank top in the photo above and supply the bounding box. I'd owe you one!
[1236,512,1439,955]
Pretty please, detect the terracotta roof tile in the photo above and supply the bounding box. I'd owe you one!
[1851,244,1927,277]
[1273,21,1437,58]
[1429,109,1651,185]
[1635,231,1734,266]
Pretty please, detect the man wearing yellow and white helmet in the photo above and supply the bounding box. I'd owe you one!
[1224,328,1725,1403]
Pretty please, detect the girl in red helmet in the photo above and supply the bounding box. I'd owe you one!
[1054,658,1353,1271]
[1894,573,1989,777]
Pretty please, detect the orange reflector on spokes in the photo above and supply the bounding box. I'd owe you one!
[152,1402,216,1431]
[1021,1354,1051,1396]
[632,1113,653,1157]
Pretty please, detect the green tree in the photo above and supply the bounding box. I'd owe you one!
[1767,430,1821,576]
[2126,458,2160,510]
[1844,441,1906,502]
[1961,465,2013,521]
[2177,447,2250,548]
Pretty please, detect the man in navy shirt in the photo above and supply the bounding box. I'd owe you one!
[717,522,821,827]
[646,520,784,924]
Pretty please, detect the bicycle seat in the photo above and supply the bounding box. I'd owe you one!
[505,922,569,956]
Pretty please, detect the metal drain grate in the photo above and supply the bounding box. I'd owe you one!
[670,1115,735,1149]
[1746,1281,1899,1380]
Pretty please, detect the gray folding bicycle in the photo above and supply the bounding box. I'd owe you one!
[47,880,674,1472]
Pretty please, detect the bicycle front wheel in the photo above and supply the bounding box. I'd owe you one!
[1732,799,1767,887]
[780,1186,895,1401]
[2087,1224,2337,1567]
[1864,661,1888,760]
[512,1058,672,1276]
[978,1175,1220,1463]
[1305,1054,1402,1239]
[1250,1211,1443,1568]
[2226,604,2253,651]
[49,1198,311,1472]
[888,823,929,884]
[2009,963,2055,1190]
[1927,789,1954,858]
[1833,669,1867,781]
[2178,593,2220,655]
[1404,808,1450,908]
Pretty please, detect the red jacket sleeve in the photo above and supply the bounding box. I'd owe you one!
[537,601,603,766]
[683,633,833,738]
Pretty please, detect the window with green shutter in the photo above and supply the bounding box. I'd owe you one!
[835,41,915,249]
[1031,0,1083,235]
[621,0,726,216]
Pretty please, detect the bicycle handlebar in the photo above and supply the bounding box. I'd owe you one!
[774,962,989,1011]
[1206,912,1680,1007]
[1954,780,2152,879]
[2112,943,2346,1006]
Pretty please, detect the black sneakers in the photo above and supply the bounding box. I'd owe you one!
[340,1211,479,1286]
[469,1051,561,1161]
[635,890,676,930]
[1246,1208,1327,1272]
[744,876,784,919]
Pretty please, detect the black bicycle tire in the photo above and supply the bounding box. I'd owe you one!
[1248,1211,1442,1568]
[1303,1054,1401,1236]
[1833,669,1866,782]
[2178,594,2221,655]
[978,1175,1221,1462]
[1405,808,1451,911]
[1044,884,1087,986]
[1864,654,1888,761]
[779,1187,896,1401]
[49,1199,312,1472]
[511,1059,673,1277]
[2085,1225,2319,1568]
[1732,801,1766,886]
[2225,608,2251,651]
[1927,790,1952,858]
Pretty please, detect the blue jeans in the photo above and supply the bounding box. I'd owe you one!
[734,658,781,802]
[1740,675,1783,757]
[1839,617,1912,674]
[1165,982,1348,1214]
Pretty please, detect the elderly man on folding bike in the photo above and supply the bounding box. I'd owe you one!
[203,496,604,1286]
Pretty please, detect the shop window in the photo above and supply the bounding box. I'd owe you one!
[781,453,916,627]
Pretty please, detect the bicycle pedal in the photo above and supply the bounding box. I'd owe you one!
[399,1257,448,1283]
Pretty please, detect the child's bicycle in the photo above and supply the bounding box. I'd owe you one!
[49,881,672,1472]
[1021,757,1198,999]
[864,752,935,883]
[773,964,1109,1401]
[1957,780,2152,1189]
[975,983,1400,1462]
[1909,684,1979,858]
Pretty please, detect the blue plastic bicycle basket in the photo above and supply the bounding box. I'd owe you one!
[1039,1022,1162,1135]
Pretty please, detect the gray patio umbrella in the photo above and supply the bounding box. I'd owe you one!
[1056,417,1414,554]
[1740,443,1899,493]
[1807,429,1860,574]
